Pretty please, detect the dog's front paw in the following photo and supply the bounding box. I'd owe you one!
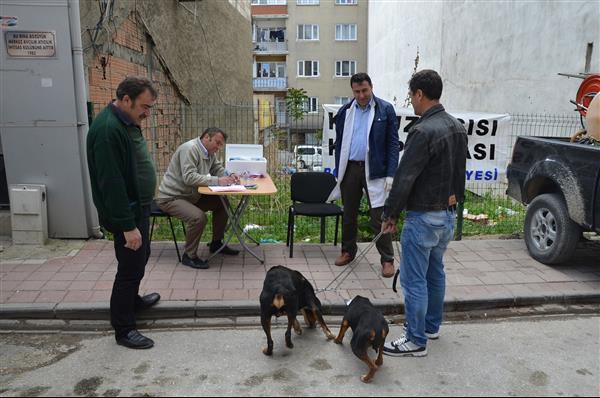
[334,338,343,345]
[262,346,273,356]
[360,374,373,383]
[325,331,335,340]
[285,340,294,349]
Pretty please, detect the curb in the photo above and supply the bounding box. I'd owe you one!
[2,292,600,322]
[1,304,598,332]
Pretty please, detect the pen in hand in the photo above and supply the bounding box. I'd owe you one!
[224,171,240,185]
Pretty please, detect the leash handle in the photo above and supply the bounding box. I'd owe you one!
[392,268,400,293]
[392,238,402,293]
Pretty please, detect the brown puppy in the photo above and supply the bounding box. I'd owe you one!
[260,265,334,356]
[335,295,389,383]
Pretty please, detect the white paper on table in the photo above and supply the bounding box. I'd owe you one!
[208,185,247,192]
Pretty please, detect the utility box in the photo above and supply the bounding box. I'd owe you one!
[0,0,100,238]
[225,144,267,175]
[9,184,48,245]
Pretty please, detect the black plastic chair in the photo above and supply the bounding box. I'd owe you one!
[149,200,186,263]
[287,172,343,258]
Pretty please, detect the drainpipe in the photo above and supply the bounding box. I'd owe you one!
[68,0,103,238]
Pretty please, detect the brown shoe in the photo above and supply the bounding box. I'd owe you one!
[382,261,395,278]
[335,252,354,267]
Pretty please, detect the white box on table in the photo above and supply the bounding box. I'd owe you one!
[225,144,267,175]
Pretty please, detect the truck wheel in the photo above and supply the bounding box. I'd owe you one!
[524,193,581,264]
[297,160,306,169]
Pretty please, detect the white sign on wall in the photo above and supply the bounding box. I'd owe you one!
[321,104,511,193]
[4,31,56,58]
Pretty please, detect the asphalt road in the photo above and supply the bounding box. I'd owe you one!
[0,315,598,396]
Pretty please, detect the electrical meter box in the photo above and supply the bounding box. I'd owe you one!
[9,184,48,245]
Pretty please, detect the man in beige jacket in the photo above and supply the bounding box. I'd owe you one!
[157,127,239,269]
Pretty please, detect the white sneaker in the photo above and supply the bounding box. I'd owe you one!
[403,322,440,340]
[383,335,427,357]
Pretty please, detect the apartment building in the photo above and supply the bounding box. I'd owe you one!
[251,0,367,128]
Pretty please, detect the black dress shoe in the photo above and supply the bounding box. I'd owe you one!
[116,330,154,349]
[181,253,209,269]
[136,293,160,312]
[209,241,240,256]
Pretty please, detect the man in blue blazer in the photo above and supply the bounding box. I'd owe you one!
[329,73,400,277]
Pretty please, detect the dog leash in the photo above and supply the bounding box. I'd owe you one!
[392,239,401,293]
[316,233,404,300]
[315,231,385,296]
[315,235,404,327]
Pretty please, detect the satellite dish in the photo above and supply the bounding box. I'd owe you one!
[576,75,600,117]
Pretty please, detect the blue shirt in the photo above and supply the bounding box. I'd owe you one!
[197,138,209,157]
[349,98,374,161]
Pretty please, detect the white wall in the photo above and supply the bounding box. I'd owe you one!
[368,0,600,114]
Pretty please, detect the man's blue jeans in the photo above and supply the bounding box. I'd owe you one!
[400,210,455,347]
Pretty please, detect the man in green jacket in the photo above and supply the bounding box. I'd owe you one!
[87,76,160,349]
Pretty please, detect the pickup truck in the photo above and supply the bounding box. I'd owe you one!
[506,136,600,264]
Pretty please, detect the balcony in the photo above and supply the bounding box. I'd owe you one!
[253,77,288,91]
[253,41,288,54]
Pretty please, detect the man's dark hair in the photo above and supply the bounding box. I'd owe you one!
[409,70,443,100]
[350,72,372,87]
[116,76,158,101]
[200,127,227,141]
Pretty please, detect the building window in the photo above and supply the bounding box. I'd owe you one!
[335,24,357,41]
[297,0,319,4]
[251,0,287,5]
[335,96,351,105]
[298,60,319,77]
[297,24,319,40]
[256,62,286,78]
[335,60,356,77]
[335,0,357,4]
[255,27,286,43]
[277,64,286,78]
[304,97,319,113]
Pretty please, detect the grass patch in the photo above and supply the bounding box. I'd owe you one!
[146,176,526,243]
[461,191,525,237]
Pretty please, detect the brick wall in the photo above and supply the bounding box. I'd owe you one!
[80,0,253,103]
[112,13,146,53]
[87,13,186,179]
[88,13,149,113]
[82,1,255,184]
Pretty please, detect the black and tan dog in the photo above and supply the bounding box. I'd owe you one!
[334,295,389,383]
[260,265,334,356]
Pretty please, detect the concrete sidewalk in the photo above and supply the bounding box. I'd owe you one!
[1,237,599,320]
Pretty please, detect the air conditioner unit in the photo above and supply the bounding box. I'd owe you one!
[9,184,48,245]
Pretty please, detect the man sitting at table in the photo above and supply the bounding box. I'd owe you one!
[156,127,240,269]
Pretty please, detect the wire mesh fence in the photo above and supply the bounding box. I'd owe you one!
[457,113,583,238]
[94,101,582,243]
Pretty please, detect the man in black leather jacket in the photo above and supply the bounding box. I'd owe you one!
[381,70,468,357]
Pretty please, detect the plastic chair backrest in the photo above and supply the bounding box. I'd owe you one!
[290,172,336,204]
